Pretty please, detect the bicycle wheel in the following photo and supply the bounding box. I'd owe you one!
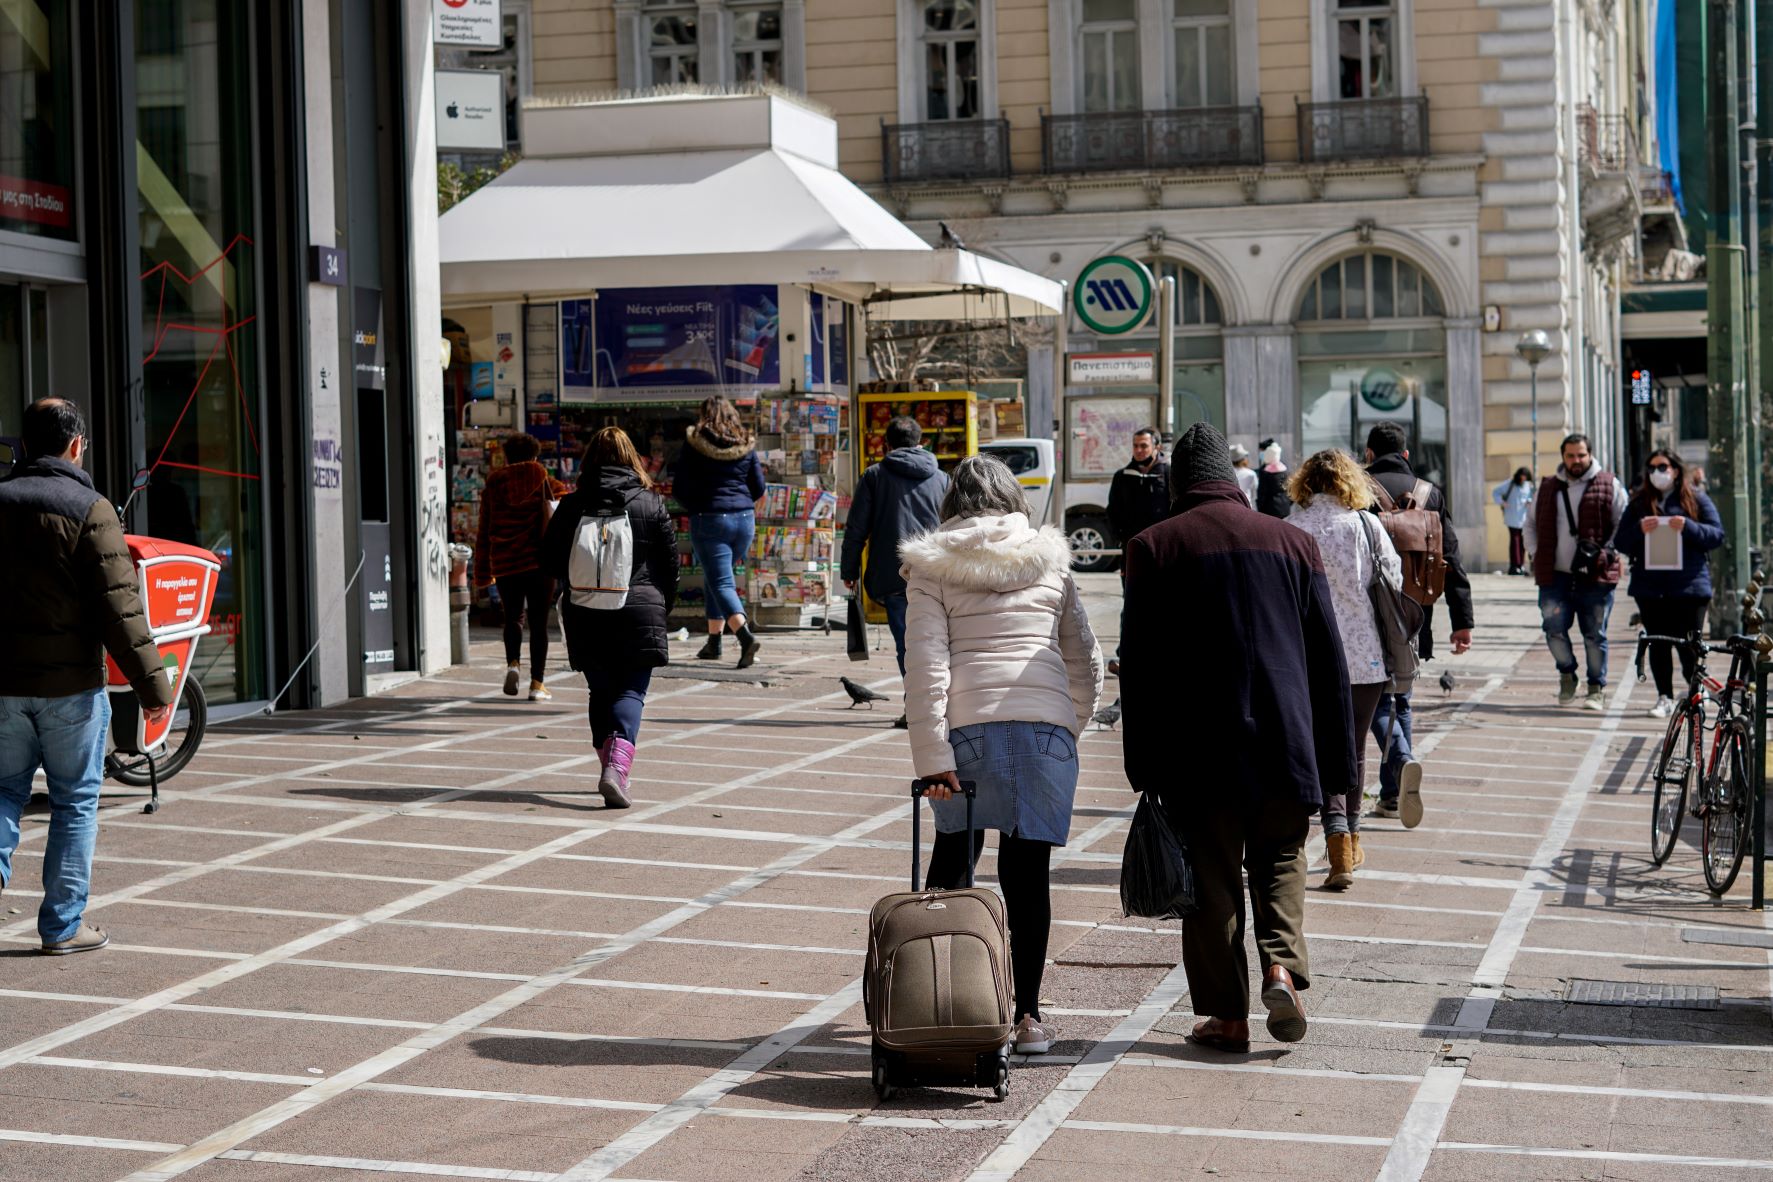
[1650,704,1696,866]
[1701,723,1751,895]
[108,679,208,787]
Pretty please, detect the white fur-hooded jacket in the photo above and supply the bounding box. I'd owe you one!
[897,513,1104,777]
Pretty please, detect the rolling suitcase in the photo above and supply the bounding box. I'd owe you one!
[864,779,1015,1102]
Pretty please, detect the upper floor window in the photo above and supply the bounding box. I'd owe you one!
[1171,0,1233,108]
[1080,0,1140,113]
[647,0,699,85]
[922,0,981,119]
[1153,260,1224,327]
[732,2,783,85]
[1335,0,1395,98]
[1298,252,1443,322]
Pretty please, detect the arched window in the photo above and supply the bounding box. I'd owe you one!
[1295,251,1450,486]
[1132,260,1226,432]
[1298,251,1443,322]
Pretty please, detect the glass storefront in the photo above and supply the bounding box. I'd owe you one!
[0,0,76,242]
[135,0,265,704]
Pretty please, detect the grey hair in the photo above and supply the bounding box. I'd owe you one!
[940,454,1029,520]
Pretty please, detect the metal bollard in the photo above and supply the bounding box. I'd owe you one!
[448,544,473,666]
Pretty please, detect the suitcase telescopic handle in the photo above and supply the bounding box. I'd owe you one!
[910,779,977,890]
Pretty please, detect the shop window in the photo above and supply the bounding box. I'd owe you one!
[135,0,266,704]
[732,2,783,85]
[922,0,981,120]
[1080,0,1140,113]
[0,0,76,242]
[1172,0,1233,109]
[647,0,700,85]
[1334,0,1396,99]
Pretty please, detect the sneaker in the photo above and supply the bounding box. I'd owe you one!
[1584,687,1606,712]
[42,923,109,955]
[1557,673,1579,705]
[1371,798,1400,820]
[528,681,553,702]
[1013,1015,1056,1054]
[1649,696,1674,719]
[503,667,521,696]
[1398,760,1424,829]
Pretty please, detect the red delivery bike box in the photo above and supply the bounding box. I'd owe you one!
[106,536,221,755]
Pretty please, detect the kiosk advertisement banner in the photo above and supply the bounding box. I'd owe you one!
[560,286,780,402]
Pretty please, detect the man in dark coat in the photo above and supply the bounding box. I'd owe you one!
[1363,420,1474,826]
[1121,421,1355,1052]
[840,416,949,693]
[0,398,173,954]
[1105,427,1169,674]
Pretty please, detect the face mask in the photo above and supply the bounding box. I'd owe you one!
[1649,468,1675,491]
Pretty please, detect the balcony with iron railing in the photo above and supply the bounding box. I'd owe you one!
[1296,96,1429,162]
[880,118,1011,184]
[1041,105,1264,174]
[1576,103,1642,247]
[1577,103,1639,175]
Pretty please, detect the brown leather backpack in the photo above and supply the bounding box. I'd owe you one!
[1368,476,1448,607]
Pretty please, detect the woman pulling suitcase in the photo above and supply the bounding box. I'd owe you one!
[899,455,1104,1054]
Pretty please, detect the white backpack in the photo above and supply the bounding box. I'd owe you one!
[567,508,633,610]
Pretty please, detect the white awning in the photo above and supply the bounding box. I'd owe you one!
[438,95,1063,320]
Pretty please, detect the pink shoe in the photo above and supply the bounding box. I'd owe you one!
[599,738,633,809]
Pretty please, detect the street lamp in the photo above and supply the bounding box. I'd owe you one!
[1514,330,1553,476]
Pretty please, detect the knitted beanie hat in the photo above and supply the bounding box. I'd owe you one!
[1170,421,1238,493]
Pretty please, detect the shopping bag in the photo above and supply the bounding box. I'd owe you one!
[1120,792,1197,920]
[846,595,868,663]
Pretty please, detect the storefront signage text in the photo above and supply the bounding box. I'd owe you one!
[0,174,72,229]
[434,0,501,48]
[1068,352,1155,386]
[560,285,781,402]
[436,71,505,152]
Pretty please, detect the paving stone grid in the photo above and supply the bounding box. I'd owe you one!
[0,573,1769,1182]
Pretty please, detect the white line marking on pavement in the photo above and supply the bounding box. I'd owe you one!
[1062,1120,1391,1145]
[1459,1077,1773,1105]
[1434,1143,1773,1170]
[963,961,1192,1182]
[1117,1056,1420,1083]
[213,1150,561,1180]
[0,1129,184,1153]
[25,1056,319,1086]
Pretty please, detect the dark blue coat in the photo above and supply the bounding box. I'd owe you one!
[672,427,765,514]
[1120,481,1355,809]
[839,447,949,601]
[1612,487,1724,600]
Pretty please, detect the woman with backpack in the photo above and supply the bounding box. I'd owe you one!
[1492,467,1535,575]
[900,455,1103,1055]
[542,427,679,808]
[1285,449,1403,890]
[475,434,570,700]
[673,396,767,669]
[1612,448,1724,718]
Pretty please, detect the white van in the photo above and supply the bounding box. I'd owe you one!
[979,437,1118,572]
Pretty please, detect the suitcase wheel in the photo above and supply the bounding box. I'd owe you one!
[871,1052,896,1102]
[989,1051,1009,1103]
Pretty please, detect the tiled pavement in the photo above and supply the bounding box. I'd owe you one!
[1,573,1770,1182]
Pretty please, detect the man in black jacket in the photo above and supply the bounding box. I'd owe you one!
[1105,428,1169,673]
[1363,420,1474,827]
[841,418,948,721]
[1122,421,1354,1052]
[0,399,172,954]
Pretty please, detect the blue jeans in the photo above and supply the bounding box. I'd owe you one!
[881,592,909,676]
[0,689,113,943]
[1539,574,1616,688]
[586,666,652,746]
[1372,691,1414,804]
[689,511,755,621]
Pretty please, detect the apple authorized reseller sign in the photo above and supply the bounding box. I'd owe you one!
[436,70,505,152]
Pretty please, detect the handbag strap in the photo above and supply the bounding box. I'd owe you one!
[1358,511,1382,590]
[1559,481,1580,536]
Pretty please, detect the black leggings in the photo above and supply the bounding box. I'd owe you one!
[496,573,553,682]
[1636,595,1711,697]
[926,829,1053,1024]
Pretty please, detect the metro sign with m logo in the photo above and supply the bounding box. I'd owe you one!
[1073,255,1155,335]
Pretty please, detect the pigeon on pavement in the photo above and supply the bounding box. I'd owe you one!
[1439,669,1456,695]
[840,676,891,709]
[1093,698,1122,730]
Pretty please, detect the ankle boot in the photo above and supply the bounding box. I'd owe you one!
[1325,832,1355,890]
[599,738,634,809]
[696,634,723,660]
[734,623,761,670]
[1349,832,1365,870]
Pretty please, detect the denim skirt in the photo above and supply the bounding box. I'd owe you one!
[930,719,1079,846]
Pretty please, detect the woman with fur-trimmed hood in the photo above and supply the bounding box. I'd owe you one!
[898,454,1103,1057]
[673,396,767,668]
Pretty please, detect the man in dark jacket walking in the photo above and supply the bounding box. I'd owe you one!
[0,398,173,954]
[1363,421,1474,826]
[840,418,948,701]
[1106,428,1168,673]
[1122,421,1355,1052]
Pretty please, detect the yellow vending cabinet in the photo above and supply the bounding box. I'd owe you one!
[854,390,979,623]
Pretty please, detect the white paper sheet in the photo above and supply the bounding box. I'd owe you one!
[1644,519,1684,571]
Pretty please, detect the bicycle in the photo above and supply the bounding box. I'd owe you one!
[1636,628,1770,893]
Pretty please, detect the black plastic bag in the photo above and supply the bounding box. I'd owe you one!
[846,596,869,662]
[1120,792,1197,920]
